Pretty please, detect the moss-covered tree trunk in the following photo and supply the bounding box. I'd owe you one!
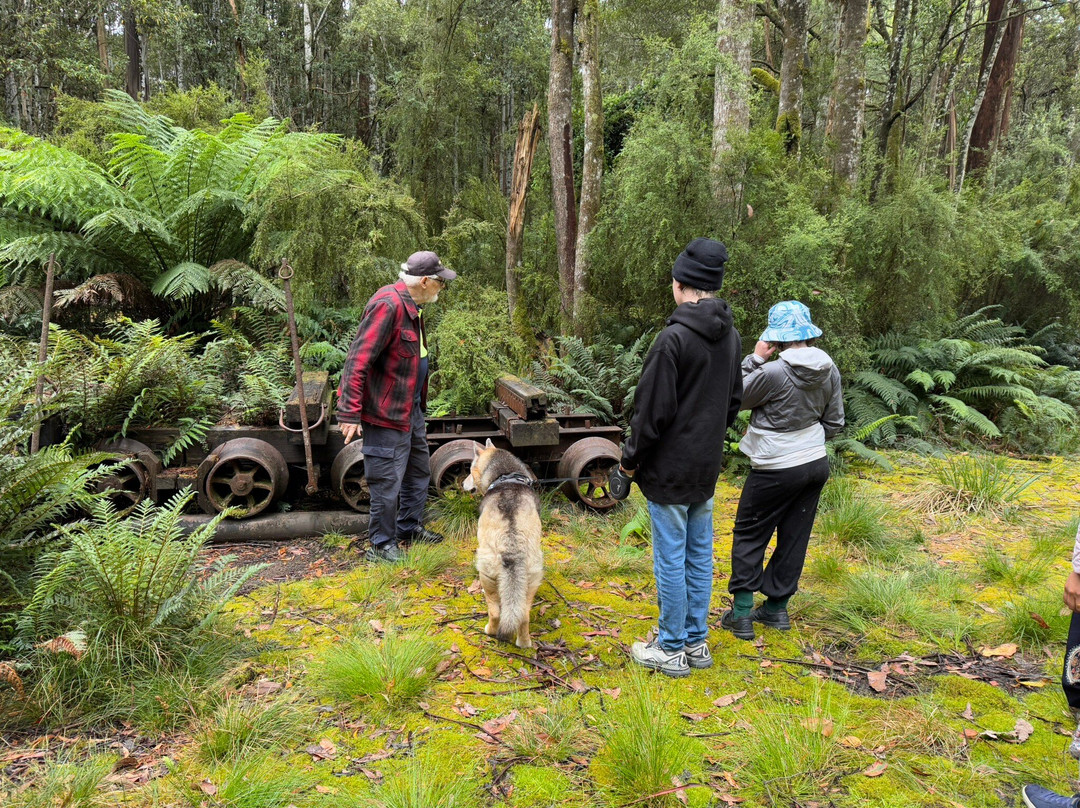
[548,0,577,332]
[712,0,753,209]
[827,0,869,185]
[573,0,602,332]
[776,0,809,155]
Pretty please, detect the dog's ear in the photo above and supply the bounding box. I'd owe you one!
[485,438,496,450]
[472,441,481,459]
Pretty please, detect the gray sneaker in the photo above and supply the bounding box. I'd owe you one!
[630,639,690,678]
[683,641,713,669]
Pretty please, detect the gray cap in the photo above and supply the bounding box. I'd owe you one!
[403,250,457,281]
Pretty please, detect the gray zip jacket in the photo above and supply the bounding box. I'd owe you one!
[739,347,844,469]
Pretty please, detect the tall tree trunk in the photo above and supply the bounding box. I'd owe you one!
[141,31,150,100]
[827,0,869,184]
[712,0,753,209]
[303,1,314,93]
[124,8,140,101]
[875,0,910,157]
[965,0,1025,174]
[506,104,542,322]
[573,0,602,330]
[226,0,248,100]
[548,0,577,331]
[957,0,1014,192]
[776,0,809,154]
[96,10,110,77]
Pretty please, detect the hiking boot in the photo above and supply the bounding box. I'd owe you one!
[365,542,404,563]
[1021,785,1080,808]
[750,605,791,631]
[402,527,445,545]
[630,640,690,678]
[720,609,755,641]
[683,641,713,669]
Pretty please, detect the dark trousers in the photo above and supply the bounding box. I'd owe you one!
[728,457,830,599]
[1064,611,1080,710]
[361,404,430,547]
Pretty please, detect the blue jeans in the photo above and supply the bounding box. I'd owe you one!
[648,498,714,652]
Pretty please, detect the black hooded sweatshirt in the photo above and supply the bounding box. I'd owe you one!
[621,297,743,504]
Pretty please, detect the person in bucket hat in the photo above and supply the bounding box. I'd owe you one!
[720,301,844,641]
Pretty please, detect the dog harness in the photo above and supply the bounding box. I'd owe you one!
[484,472,536,493]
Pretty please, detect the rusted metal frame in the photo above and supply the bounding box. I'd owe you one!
[30,253,57,454]
[278,259,318,494]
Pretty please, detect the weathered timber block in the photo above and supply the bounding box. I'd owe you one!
[495,375,548,420]
[286,371,330,424]
[492,402,559,447]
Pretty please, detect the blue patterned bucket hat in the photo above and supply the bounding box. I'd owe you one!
[759,301,823,343]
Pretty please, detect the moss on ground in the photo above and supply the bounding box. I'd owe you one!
[5,451,1080,806]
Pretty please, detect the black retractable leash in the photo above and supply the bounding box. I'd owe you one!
[483,471,630,496]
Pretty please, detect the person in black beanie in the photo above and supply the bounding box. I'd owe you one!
[620,237,743,677]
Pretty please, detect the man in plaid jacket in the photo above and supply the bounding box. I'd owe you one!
[337,251,457,562]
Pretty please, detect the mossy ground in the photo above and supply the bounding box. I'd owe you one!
[5,451,1080,807]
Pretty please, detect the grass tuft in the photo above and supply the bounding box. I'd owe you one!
[504,697,595,764]
[315,628,441,712]
[429,490,479,544]
[3,756,113,808]
[363,756,479,808]
[176,755,312,808]
[919,454,1040,516]
[400,540,458,578]
[736,689,852,806]
[593,675,704,806]
[194,696,306,764]
[977,541,1050,589]
[995,591,1071,649]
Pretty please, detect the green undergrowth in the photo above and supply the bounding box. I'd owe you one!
[5,452,1080,807]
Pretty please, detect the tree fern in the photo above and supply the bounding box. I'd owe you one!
[18,491,265,652]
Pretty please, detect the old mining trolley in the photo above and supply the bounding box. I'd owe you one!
[93,374,625,520]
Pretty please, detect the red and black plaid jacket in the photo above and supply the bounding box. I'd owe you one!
[336,281,428,431]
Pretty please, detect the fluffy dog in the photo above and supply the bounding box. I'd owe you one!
[465,440,543,649]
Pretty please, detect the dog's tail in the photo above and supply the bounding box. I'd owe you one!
[495,550,528,644]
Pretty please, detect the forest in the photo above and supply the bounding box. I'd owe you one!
[3,0,1080,805]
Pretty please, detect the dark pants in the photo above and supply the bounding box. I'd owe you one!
[361,404,430,548]
[728,457,830,599]
[1064,611,1080,709]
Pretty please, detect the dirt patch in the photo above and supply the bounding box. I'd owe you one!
[199,537,361,594]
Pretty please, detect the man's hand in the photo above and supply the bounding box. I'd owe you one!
[341,423,362,445]
[1065,572,1080,613]
[754,340,777,360]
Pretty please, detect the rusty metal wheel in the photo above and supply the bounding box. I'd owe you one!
[557,437,621,511]
[429,439,482,493]
[198,438,288,518]
[94,438,161,515]
[330,440,369,512]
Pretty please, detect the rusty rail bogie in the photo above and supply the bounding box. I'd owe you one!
[110,375,622,518]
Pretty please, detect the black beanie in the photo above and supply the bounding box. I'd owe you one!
[672,237,728,291]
